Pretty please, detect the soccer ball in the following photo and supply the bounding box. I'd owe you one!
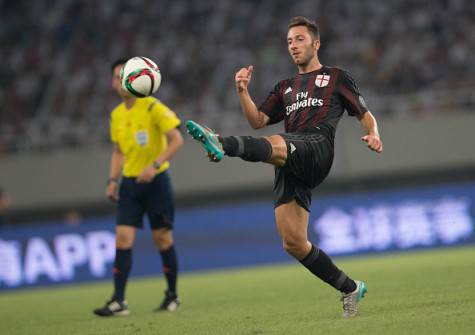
[121,56,161,97]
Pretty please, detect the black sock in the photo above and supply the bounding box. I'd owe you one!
[219,136,272,162]
[113,248,132,301]
[299,245,357,293]
[159,245,178,295]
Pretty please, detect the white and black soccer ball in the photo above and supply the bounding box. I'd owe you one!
[121,56,161,97]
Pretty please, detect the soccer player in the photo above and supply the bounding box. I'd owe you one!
[94,58,184,316]
[186,16,382,317]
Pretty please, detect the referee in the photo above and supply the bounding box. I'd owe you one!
[94,58,184,316]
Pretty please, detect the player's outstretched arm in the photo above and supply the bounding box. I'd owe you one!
[358,111,383,153]
[235,66,270,129]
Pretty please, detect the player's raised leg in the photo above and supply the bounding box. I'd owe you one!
[185,120,286,165]
[275,201,366,317]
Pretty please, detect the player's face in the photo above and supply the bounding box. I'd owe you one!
[112,64,132,98]
[287,26,319,66]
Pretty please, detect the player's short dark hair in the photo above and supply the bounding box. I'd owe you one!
[288,16,320,40]
[111,58,129,73]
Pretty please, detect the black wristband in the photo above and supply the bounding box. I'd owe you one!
[107,177,119,185]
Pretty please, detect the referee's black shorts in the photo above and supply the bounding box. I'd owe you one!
[117,170,175,230]
[273,131,334,212]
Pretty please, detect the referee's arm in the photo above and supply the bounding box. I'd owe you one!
[154,127,184,167]
[136,127,184,184]
[106,143,123,202]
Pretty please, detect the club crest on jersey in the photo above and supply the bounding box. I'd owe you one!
[315,74,330,88]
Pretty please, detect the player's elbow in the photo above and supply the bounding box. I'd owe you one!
[249,118,266,130]
[250,122,263,130]
[250,111,269,130]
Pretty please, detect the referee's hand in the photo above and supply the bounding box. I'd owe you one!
[106,182,119,202]
[137,165,156,184]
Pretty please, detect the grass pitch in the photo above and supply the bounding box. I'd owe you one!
[1,246,474,335]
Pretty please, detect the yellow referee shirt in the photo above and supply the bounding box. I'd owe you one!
[110,96,181,177]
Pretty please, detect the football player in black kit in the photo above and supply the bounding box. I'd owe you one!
[186,16,383,317]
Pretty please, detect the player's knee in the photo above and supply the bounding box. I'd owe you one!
[265,135,287,164]
[282,236,306,257]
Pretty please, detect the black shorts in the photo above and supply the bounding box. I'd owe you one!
[274,132,334,212]
[117,171,175,230]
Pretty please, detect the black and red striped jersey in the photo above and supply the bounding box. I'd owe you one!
[259,66,368,140]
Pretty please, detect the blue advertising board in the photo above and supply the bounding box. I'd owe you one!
[1,182,474,290]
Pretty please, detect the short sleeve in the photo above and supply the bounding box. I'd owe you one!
[259,82,285,125]
[151,100,181,133]
[338,70,369,117]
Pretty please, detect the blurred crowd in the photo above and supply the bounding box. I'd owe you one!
[1,0,474,153]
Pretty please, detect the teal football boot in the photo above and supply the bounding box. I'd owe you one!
[185,120,224,162]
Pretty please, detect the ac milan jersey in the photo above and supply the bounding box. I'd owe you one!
[259,66,368,140]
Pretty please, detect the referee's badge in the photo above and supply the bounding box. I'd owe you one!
[315,74,330,88]
[136,130,149,146]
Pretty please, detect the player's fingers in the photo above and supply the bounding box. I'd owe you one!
[372,141,382,153]
[236,77,250,91]
[236,80,245,89]
[235,72,243,81]
[370,140,376,148]
[361,135,368,143]
[235,75,250,86]
[247,65,253,78]
[236,67,247,78]
[236,76,249,83]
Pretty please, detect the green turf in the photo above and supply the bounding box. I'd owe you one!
[1,246,475,335]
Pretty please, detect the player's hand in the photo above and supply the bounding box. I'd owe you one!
[106,182,119,202]
[361,134,383,153]
[136,165,156,183]
[235,65,253,93]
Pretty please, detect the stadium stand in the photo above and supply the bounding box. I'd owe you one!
[0,0,474,153]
